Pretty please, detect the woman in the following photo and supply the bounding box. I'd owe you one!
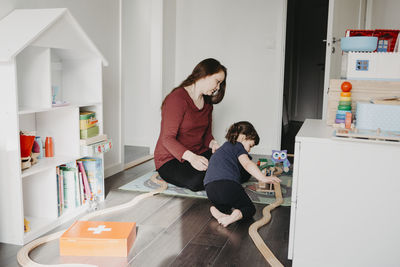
[154,58,227,191]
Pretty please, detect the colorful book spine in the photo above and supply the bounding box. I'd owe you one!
[77,161,92,201]
[60,166,78,212]
[78,157,104,201]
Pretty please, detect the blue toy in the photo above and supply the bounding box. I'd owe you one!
[271,150,291,172]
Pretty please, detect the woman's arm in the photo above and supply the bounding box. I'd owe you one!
[161,94,209,170]
[238,154,281,184]
[160,96,189,161]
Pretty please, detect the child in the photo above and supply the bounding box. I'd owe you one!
[204,121,281,227]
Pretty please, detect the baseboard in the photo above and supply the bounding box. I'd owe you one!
[124,154,154,170]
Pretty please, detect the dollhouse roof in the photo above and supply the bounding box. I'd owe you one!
[0,8,108,65]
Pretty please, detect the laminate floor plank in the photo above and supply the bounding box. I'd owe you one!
[212,204,292,267]
[94,191,173,224]
[191,218,238,248]
[170,243,221,267]
[141,196,197,228]
[211,205,267,267]
[129,199,212,267]
[0,243,21,267]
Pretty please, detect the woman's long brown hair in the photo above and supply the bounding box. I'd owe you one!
[162,58,227,107]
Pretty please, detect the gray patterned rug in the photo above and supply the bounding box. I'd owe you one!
[119,171,292,206]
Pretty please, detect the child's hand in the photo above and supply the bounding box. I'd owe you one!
[210,140,220,153]
[260,175,281,184]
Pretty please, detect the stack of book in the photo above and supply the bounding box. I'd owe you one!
[80,111,99,139]
[79,111,108,147]
[56,158,104,216]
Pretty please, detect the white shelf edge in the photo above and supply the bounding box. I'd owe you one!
[21,155,79,178]
[18,102,102,115]
[23,203,89,244]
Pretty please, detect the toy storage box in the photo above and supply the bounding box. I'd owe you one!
[342,52,400,81]
[356,101,400,131]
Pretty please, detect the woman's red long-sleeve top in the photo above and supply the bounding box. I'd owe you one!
[154,87,214,170]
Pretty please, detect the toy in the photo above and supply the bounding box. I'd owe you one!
[335,81,353,125]
[271,150,291,172]
[249,180,283,266]
[341,81,352,92]
[24,218,30,233]
[252,151,290,194]
[20,131,42,170]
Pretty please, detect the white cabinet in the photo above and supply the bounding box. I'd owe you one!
[288,119,400,266]
[0,9,108,245]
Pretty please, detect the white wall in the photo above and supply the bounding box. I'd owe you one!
[175,0,287,153]
[368,0,400,29]
[0,0,121,176]
[123,0,151,147]
[123,0,163,153]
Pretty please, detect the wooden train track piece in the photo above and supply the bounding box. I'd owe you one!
[17,173,167,267]
[249,182,284,267]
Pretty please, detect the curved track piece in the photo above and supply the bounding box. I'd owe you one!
[17,173,167,267]
[249,182,284,267]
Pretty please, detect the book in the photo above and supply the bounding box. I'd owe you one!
[77,161,92,201]
[79,111,98,130]
[80,125,99,139]
[80,134,107,146]
[78,157,104,201]
[60,166,78,212]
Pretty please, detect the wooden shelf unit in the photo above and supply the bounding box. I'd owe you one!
[0,8,108,245]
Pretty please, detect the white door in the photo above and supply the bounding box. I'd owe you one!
[322,0,367,119]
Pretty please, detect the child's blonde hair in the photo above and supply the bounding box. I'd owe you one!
[225,121,260,145]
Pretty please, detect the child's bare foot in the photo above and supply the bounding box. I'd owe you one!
[210,206,229,221]
[218,209,243,227]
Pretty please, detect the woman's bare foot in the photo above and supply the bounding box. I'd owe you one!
[218,209,243,227]
[210,206,229,221]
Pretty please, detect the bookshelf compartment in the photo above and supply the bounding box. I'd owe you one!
[19,108,80,170]
[16,46,52,111]
[51,48,102,106]
[80,104,103,135]
[21,155,78,178]
[22,169,58,220]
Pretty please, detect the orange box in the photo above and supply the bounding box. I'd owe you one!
[60,221,136,257]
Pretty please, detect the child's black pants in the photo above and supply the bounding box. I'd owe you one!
[205,179,256,220]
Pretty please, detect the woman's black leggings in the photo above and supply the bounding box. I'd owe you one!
[205,179,256,220]
[157,150,212,192]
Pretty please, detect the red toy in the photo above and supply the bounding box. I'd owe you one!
[341,81,352,92]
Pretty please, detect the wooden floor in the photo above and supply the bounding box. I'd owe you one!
[0,159,292,267]
[124,145,150,164]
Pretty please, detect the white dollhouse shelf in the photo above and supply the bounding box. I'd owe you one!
[0,8,107,245]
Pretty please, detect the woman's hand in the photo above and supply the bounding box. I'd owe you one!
[259,175,281,184]
[209,140,220,153]
[183,150,209,171]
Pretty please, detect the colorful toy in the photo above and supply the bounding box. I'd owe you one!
[335,81,353,125]
[271,150,291,172]
[24,218,30,233]
[20,132,41,170]
[253,150,291,194]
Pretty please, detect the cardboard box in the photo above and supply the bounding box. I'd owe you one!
[60,221,136,257]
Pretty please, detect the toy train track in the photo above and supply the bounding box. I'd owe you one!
[249,182,284,267]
